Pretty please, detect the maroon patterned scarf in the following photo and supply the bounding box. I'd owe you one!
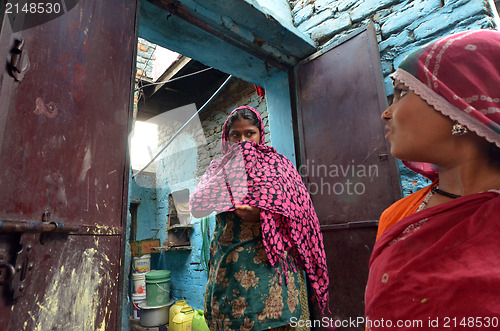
[190,106,329,312]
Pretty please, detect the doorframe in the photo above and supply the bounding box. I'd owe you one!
[137,0,316,163]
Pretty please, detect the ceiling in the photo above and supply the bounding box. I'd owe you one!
[136,57,229,121]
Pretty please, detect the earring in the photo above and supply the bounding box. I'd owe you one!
[452,122,468,135]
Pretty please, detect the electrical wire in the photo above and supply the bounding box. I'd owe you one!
[132,74,233,178]
[135,67,214,91]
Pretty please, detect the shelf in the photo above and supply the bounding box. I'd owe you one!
[166,224,194,231]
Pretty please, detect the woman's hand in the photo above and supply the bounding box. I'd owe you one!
[234,205,261,222]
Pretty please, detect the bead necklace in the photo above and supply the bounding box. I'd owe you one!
[431,186,462,199]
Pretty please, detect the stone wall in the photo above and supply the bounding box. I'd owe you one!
[290,0,498,102]
[290,0,498,194]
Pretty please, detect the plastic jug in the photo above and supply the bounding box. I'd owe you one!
[172,306,196,331]
[192,309,210,331]
[169,300,188,326]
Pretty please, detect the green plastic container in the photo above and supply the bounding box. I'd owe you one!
[145,270,171,306]
[192,309,210,331]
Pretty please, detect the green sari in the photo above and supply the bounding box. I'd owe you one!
[204,212,309,330]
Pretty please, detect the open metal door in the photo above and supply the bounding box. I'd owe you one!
[294,25,401,330]
[0,1,137,329]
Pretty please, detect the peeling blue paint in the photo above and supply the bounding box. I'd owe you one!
[294,4,314,27]
[350,0,400,23]
[381,0,441,38]
[309,12,352,41]
[412,0,489,39]
[131,174,158,241]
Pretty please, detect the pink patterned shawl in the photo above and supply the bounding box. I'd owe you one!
[393,29,500,179]
[190,106,329,312]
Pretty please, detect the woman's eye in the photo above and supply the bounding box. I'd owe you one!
[393,87,408,101]
[246,132,255,137]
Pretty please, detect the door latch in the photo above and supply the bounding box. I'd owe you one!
[0,211,79,298]
[10,233,38,299]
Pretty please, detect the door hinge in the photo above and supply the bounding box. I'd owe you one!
[9,39,30,82]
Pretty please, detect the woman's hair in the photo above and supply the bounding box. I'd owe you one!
[489,143,500,166]
[224,107,261,137]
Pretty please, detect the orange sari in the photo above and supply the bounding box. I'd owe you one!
[375,183,434,241]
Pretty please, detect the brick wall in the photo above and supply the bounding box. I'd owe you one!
[155,78,270,178]
[136,37,156,82]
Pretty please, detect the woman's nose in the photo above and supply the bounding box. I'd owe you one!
[381,108,392,122]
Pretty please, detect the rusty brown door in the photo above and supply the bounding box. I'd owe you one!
[294,25,401,330]
[0,1,137,329]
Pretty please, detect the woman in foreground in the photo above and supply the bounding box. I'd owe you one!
[365,29,500,330]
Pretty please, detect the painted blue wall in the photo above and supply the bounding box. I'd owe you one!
[131,174,159,240]
[263,70,297,163]
[151,131,203,309]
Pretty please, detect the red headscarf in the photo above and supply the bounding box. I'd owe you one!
[190,106,330,312]
[393,29,500,179]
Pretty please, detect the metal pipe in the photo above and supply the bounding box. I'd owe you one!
[0,220,80,233]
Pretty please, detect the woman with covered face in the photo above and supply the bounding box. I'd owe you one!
[365,29,500,330]
[191,106,329,330]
